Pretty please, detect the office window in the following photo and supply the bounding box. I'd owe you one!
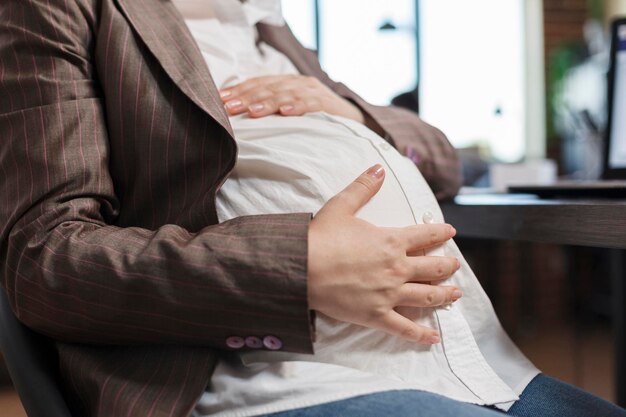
[420,0,526,162]
[283,0,527,162]
[281,0,317,50]
[282,0,418,106]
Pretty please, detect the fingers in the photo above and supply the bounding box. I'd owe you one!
[404,255,460,282]
[248,97,323,118]
[247,95,296,117]
[378,310,441,344]
[278,98,323,116]
[220,75,325,117]
[321,164,386,216]
[227,94,323,118]
[396,283,462,307]
[219,76,287,100]
[220,79,285,115]
[225,87,295,116]
[395,224,456,252]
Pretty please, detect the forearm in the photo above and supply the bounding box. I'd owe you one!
[0,100,314,350]
[0,0,315,352]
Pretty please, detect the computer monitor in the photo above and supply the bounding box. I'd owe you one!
[604,18,626,178]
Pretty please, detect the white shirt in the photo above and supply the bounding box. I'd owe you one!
[170,1,541,416]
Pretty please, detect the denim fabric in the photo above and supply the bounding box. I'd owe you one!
[262,389,503,417]
[261,374,626,417]
[507,374,626,417]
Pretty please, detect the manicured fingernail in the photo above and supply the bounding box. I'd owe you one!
[452,289,462,300]
[366,164,384,179]
[429,333,441,344]
[225,99,243,109]
[280,104,294,113]
[449,226,456,236]
[249,103,265,113]
[219,90,232,99]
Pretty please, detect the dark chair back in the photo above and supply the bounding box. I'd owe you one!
[0,287,73,417]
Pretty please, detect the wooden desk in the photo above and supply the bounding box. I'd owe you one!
[441,194,626,407]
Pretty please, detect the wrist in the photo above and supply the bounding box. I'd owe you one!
[338,98,365,124]
[341,97,386,137]
[348,104,366,124]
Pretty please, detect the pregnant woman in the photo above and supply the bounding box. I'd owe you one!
[171,1,626,417]
[5,0,626,415]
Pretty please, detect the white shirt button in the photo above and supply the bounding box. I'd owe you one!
[443,304,452,311]
[379,142,391,151]
[422,211,434,224]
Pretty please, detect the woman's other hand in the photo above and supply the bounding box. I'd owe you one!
[308,164,462,345]
[219,75,365,123]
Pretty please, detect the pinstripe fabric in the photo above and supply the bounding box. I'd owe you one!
[0,1,461,416]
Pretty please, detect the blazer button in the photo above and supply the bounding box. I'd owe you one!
[245,336,263,349]
[262,335,283,351]
[406,146,420,164]
[226,336,245,349]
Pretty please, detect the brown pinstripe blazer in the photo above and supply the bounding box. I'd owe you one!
[0,0,461,415]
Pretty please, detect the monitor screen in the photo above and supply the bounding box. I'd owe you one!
[608,23,626,169]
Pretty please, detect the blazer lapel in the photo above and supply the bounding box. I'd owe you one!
[114,0,233,136]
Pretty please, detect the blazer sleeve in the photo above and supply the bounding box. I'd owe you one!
[348,96,463,201]
[0,0,314,353]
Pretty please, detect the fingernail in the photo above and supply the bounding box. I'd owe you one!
[429,333,441,344]
[449,225,456,236]
[366,164,384,179]
[225,99,243,109]
[280,104,294,113]
[249,103,265,113]
[219,90,232,99]
[452,289,463,300]
[456,259,461,269]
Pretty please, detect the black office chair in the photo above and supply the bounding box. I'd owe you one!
[0,286,73,417]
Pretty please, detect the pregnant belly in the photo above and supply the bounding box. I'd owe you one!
[216,112,445,381]
[217,112,422,228]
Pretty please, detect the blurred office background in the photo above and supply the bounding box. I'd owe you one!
[283,0,625,175]
[2,0,626,414]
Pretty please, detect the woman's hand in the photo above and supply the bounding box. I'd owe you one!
[219,75,365,123]
[308,165,462,345]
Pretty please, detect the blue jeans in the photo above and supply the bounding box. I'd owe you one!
[261,374,626,417]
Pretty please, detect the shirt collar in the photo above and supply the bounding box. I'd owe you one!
[241,0,284,26]
[172,0,284,26]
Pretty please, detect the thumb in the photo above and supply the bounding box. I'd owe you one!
[327,164,385,215]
